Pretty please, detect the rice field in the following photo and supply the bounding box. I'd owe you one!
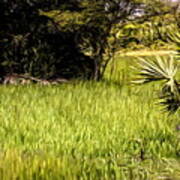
[0,55,179,180]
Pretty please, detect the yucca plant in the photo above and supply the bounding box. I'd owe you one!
[132,55,180,113]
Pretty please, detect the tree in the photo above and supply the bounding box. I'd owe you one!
[0,0,178,82]
[48,0,178,79]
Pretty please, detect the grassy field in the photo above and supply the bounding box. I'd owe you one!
[0,55,179,179]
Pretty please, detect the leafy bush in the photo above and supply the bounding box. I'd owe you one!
[0,0,95,80]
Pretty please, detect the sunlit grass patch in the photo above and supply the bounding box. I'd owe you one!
[0,55,179,179]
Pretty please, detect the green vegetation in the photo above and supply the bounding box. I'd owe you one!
[132,55,180,113]
[1,0,179,80]
[0,1,180,179]
[0,56,179,179]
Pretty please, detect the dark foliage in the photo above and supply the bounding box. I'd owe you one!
[0,0,174,81]
[0,0,95,80]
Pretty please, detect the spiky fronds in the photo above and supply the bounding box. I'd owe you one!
[133,55,180,113]
[167,27,180,46]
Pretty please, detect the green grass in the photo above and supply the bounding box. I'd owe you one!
[0,56,179,179]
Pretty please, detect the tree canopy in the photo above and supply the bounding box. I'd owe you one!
[0,0,179,82]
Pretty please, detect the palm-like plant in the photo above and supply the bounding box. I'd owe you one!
[132,19,180,113]
[132,55,180,113]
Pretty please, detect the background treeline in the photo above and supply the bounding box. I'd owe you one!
[0,0,96,80]
[0,0,179,81]
[115,14,180,51]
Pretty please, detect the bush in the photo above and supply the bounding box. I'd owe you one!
[0,0,95,80]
